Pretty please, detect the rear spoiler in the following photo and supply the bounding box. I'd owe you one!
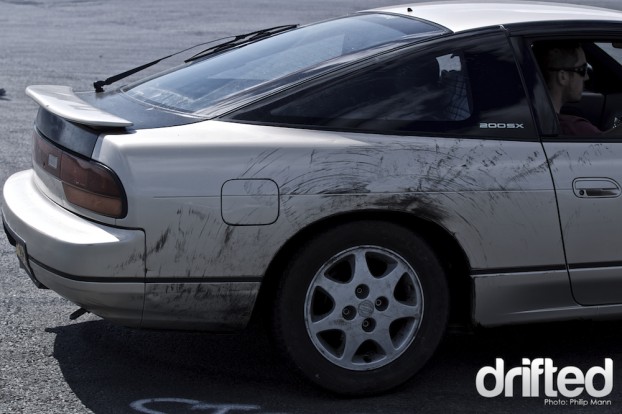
[26,85,133,128]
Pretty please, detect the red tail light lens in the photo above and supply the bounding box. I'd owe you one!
[34,132,127,218]
[61,154,126,218]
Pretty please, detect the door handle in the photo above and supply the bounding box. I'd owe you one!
[573,178,621,198]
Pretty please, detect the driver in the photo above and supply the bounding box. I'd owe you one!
[533,40,602,136]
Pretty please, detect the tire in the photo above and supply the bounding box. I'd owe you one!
[272,220,449,395]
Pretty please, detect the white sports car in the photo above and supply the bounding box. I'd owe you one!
[5,0,622,395]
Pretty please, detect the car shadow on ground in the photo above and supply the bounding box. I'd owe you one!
[47,318,622,414]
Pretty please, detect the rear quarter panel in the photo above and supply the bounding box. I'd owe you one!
[94,120,564,280]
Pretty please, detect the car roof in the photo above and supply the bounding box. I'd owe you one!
[368,1,622,33]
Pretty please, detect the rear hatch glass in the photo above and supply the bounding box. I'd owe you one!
[123,13,446,114]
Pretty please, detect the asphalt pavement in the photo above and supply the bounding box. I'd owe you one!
[3,1,622,413]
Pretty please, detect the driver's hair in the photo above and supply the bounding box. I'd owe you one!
[533,40,583,84]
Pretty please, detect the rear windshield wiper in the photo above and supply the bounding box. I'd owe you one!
[93,24,298,93]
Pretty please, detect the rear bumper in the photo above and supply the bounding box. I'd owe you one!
[2,169,146,325]
[3,170,258,330]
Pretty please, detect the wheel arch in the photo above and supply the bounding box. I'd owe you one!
[251,210,473,327]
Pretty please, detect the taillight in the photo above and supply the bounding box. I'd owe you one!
[33,131,127,218]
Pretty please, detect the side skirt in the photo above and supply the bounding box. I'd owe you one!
[472,268,622,326]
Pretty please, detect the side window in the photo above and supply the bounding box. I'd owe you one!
[460,35,536,138]
[229,50,472,131]
[228,34,535,139]
[229,50,472,133]
[532,38,622,136]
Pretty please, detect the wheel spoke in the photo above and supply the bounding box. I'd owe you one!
[386,299,422,320]
[312,275,354,307]
[307,307,342,335]
[384,261,410,283]
[351,250,373,283]
[373,328,399,355]
[376,260,411,291]
[341,332,366,363]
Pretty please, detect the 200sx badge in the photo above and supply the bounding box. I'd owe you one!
[480,123,525,129]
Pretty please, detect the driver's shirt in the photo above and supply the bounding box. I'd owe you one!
[559,113,602,136]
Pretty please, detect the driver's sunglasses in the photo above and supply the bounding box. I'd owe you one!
[548,63,591,77]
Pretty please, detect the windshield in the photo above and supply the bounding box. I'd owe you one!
[124,13,446,114]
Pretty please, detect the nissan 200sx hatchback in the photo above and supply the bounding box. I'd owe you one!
[5,0,622,395]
